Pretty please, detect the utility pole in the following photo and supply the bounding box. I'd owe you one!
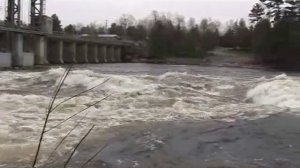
[105,19,108,34]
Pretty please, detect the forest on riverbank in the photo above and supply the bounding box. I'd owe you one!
[52,0,300,67]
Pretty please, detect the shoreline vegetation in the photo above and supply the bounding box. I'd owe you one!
[48,0,299,69]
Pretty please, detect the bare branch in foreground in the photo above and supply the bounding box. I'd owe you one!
[45,66,71,114]
[44,94,111,133]
[64,125,95,168]
[80,144,108,168]
[32,65,73,168]
[50,78,111,113]
[45,111,90,164]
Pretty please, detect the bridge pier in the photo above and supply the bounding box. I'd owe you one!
[114,47,121,62]
[107,46,115,62]
[0,52,12,67]
[0,32,11,67]
[88,44,98,63]
[47,40,64,64]
[63,42,76,63]
[0,32,9,52]
[76,43,88,63]
[12,33,34,66]
[34,36,47,65]
[98,45,107,63]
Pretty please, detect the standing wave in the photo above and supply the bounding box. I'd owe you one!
[247,74,300,109]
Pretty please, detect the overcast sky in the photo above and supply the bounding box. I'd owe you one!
[46,0,256,26]
[0,0,257,26]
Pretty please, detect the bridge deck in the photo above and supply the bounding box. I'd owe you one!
[0,25,134,46]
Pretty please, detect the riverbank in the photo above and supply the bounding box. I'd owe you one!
[136,48,300,71]
[134,48,261,69]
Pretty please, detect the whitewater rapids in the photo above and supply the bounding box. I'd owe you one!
[0,64,299,167]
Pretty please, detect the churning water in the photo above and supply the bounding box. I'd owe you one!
[0,63,299,167]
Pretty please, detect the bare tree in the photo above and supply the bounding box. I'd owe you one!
[118,14,136,29]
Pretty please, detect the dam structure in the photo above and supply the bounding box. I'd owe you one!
[0,0,134,67]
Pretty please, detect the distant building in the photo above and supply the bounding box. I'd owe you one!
[79,34,121,41]
[97,34,121,40]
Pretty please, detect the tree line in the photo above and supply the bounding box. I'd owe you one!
[221,0,300,67]
[250,0,300,67]
[51,0,300,66]
[51,12,220,59]
[219,19,252,50]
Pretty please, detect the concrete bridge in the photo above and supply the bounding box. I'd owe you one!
[0,0,135,68]
[0,25,135,67]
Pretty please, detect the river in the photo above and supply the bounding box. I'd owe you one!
[0,63,299,168]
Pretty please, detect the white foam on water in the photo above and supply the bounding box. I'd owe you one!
[47,68,158,94]
[0,68,294,166]
[102,75,158,94]
[247,74,300,109]
[216,85,235,90]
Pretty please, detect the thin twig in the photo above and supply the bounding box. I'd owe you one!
[44,67,69,115]
[198,124,236,135]
[32,66,73,168]
[45,94,111,133]
[64,125,95,168]
[80,144,108,168]
[50,78,111,113]
[45,111,90,164]
[45,78,111,164]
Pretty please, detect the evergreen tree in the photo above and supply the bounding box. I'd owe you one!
[249,3,266,23]
[79,24,98,35]
[220,28,235,47]
[236,19,252,49]
[250,0,300,67]
[108,23,125,36]
[283,0,300,21]
[64,24,76,34]
[199,19,220,51]
[126,25,147,41]
[149,20,167,58]
[51,14,63,32]
[252,19,272,62]
[260,0,284,22]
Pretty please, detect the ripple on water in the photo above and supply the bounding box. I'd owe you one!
[0,65,298,166]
